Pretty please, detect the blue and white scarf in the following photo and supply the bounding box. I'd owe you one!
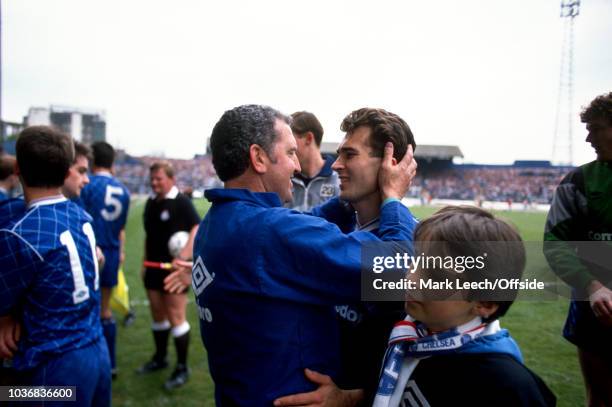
[373,316,522,407]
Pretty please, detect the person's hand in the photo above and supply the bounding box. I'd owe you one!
[96,246,106,270]
[379,143,417,201]
[163,259,193,293]
[0,315,21,359]
[273,369,363,407]
[587,280,612,326]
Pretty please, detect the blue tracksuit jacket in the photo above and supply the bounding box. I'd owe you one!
[192,188,417,406]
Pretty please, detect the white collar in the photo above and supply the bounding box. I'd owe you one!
[357,216,380,232]
[94,170,113,178]
[27,195,67,209]
[165,186,180,199]
[152,185,180,200]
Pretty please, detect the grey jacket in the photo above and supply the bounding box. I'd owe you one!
[288,155,340,212]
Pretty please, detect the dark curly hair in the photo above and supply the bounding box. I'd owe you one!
[210,105,291,182]
[340,108,416,161]
[580,92,612,125]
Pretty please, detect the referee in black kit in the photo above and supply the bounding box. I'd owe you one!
[139,161,200,390]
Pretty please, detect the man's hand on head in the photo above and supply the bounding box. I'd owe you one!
[379,143,417,202]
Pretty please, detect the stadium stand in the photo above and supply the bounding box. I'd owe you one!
[114,152,220,196]
[112,145,572,205]
[410,165,570,204]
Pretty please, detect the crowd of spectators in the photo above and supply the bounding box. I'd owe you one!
[409,167,569,204]
[114,153,220,196]
[114,152,569,204]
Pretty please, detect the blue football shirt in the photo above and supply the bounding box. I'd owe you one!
[79,172,130,249]
[0,196,102,369]
[0,197,26,227]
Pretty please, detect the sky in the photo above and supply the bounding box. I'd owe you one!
[3,0,612,164]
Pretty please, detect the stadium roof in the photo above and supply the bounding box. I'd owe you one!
[414,145,463,159]
[321,142,463,159]
[321,141,340,155]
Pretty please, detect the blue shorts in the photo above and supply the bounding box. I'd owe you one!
[100,247,120,287]
[563,299,612,359]
[21,339,111,407]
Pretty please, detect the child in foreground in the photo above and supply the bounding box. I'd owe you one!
[374,206,556,407]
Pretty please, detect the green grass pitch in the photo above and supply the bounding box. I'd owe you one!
[112,201,583,406]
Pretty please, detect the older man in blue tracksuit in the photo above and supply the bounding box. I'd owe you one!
[192,105,417,406]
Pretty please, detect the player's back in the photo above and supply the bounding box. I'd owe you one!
[0,197,102,369]
[80,172,130,248]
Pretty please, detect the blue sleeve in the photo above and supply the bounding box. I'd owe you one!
[258,203,417,305]
[0,230,40,315]
[308,197,356,233]
[375,200,417,244]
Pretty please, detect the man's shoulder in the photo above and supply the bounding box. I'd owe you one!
[558,161,612,197]
[175,192,194,204]
[0,226,43,266]
[25,199,90,225]
[88,173,109,187]
[580,160,612,188]
[81,175,105,199]
[419,352,537,383]
[414,353,555,404]
[66,199,94,221]
[264,205,342,238]
[108,175,130,192]
[8,205,65,254]
[0,198,27,227]
[559,166,584,187]
[172,194,198,214]
[90,173,128,190]
[210,201,305,230]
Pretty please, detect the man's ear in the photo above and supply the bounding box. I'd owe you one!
[472,302,499,320]
[304,132,315,146]
[249,144,268,174]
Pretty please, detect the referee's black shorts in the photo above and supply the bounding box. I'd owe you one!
[143,267,189,294]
